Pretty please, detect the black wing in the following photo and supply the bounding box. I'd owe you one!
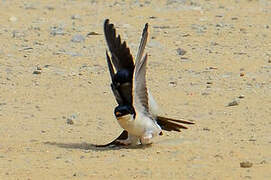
[104,19,134,105]
[104,19,134,73]
[104,19,149,106]
[94,130,128,147]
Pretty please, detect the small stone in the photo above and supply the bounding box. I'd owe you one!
[50,26,65,36]
[227,100,239,107]
[33,70,41,75]
[203,127,210,131]
[71,14,81,20]
[71,34,85,43]
[240,161,253,168]
[208,66,218,70]
[66,118,74,125]
[240,72,245,77]
[238,95,245,99]
[87,32,100,36]
[169,81,177,87]
[201,92,210,96]
[176,48,186,56]
[9,16,17,22]
[66,114,78,125]
[268,59,271,63]
[260,160,267,164]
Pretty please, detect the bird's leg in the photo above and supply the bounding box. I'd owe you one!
[140,133,153,145]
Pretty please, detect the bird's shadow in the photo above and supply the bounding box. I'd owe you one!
[43,141,151,151]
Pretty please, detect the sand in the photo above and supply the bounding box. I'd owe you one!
[0,0,270,179]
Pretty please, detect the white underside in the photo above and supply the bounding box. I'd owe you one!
[117,112,162,145]
[116,91,163,145]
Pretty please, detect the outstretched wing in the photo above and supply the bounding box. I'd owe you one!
[133,54,151,115]
[135,23,148,67]
[104,19,149,106]
[105,51,123,105]
[104,19,134,73]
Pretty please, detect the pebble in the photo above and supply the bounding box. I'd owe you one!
[227,100,239,107]
[176,48,186,56]
[66,118,74,125]
[169,81,177,87]
[66,114,78,125]
[203,127,210,131]
[238,95,245,99]
[33,70,41,75]
[71,14,81,20]
[50,26,65,36]
[71,34,85,43]
[87,32,100,36]
[9,16,17,22]
[33,66,42,75]
[240,161,253,168]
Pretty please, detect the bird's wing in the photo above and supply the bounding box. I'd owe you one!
[104,19,149,106]
[105,51,124,105]
[135,23,148,67]
[133,54,150,115]
[94,130,129,147]
[104,19,134,105]
[104,19,134,72]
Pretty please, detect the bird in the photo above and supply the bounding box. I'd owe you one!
[95,19,194,147]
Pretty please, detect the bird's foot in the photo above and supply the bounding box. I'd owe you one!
[140,133,153,145]
[116,134,140,146]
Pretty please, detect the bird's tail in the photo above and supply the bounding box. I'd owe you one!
[156,116,194,132]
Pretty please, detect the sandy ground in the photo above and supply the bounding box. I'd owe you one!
[0,0,271,179]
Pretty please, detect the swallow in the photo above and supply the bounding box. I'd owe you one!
[95,19,194,147]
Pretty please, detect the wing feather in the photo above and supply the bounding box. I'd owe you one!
[133,54,150,114]
[104,19,134,72]
[135,23,148,66]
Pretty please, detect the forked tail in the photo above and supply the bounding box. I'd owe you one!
[156,116,195,132]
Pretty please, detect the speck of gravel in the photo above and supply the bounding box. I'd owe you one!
[33,70,41,75]
[227,100,239,107]
[176,48,186,56]
[240,161,253,168]
[71,34,85,43]
[50,26,65,36]
[66,118,74,125]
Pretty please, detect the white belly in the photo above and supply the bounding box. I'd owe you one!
[117,113,161,137]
